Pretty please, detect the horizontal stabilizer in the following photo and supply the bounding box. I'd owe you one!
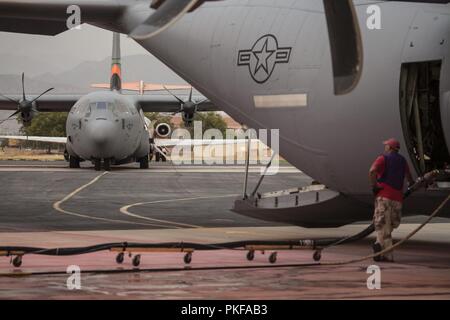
[92,82,191,94]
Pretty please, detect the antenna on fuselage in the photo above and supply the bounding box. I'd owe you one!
[110,32,122,92]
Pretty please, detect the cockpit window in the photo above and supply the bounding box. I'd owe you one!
[115,100,131,115]
[73,101,91,118]
[97,102,108,110]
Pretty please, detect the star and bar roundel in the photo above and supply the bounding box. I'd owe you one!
[238,34,292,84]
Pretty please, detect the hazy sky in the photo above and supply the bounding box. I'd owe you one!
[0,24,162,76]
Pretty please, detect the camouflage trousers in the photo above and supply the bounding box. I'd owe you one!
[373,197,402,260]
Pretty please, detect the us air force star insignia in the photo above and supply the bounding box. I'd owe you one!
[238,34,292,84]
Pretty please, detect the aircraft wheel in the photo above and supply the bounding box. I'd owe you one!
[116,252,124,264]
[12,255,22,268]
[184,252,192,264]
[313,250,322,262]
[132,254,141,267]
[269,252,277,264]
[69,156,80,168]
[155,152,161,162]
[246,250,255,261]
[103,159,111,171]
[94,159,101,171]
[139,156,149,169]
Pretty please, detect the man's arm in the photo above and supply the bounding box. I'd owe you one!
[369,156,384,195]
[369,168,378,186]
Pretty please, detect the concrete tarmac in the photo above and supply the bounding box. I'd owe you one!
[0,161,449,299]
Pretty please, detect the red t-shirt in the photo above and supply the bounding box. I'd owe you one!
[370,155,410,203]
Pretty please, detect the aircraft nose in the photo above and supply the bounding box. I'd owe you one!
[89,120,115,147]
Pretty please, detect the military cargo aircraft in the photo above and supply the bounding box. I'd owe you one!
[0,0,448,226]
[0,31,219,170]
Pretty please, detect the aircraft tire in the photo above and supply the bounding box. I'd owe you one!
[139,156,149,169]
[94,159,102,171]
[103,159,111,171]
[69,156,80,169]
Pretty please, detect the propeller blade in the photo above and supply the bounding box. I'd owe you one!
[0,92,19,104]
[21,72,26,101]
[195,98,209,106]
[188,87,193,102]
[30,87,54,104]
[8,110,20,118]
[0,110,20,125]
[163,86,185,104]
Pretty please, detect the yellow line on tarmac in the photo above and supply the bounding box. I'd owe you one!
[53,172,176,228]
[119,194,240,229]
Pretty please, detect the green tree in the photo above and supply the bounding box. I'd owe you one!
[20,113,68,152]
[182,112,228,136]
[144,112,173,128]
[21,113,68,137]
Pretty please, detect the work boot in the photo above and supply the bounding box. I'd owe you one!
[372,242,383,262]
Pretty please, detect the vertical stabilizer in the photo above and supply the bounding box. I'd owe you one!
[110,32,122,91]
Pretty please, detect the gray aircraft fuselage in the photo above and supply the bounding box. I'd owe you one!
[66,91,150,165]
[109,0,450,223]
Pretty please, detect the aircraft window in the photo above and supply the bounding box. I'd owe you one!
[109,103,117,116]
[97,102,107,110]
[115,101,131,115]
[75,102,91,117]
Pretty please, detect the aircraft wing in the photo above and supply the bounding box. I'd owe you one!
[0,0,362,95]
[132,95,219,113]
[155,139,248,148]
[0,1,126,36]
[0,95,80,112]
[0,135,66,144]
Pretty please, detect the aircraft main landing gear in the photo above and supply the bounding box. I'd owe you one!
[94,159,101,171]
[103,158,111,171]
[139,155,149,169]
[69,156,80,168]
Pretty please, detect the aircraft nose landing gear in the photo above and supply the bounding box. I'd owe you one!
[92,158,112,171]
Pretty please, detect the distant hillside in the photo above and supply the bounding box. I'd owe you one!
[0,54,68,78]
[0,74,86,95]
[33,54,187,90]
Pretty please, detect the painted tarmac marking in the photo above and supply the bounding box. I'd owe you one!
[53,172,176,228]
[0,165,301,173]
[120,194,240,229]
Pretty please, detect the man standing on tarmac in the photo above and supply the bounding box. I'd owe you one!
[369,138,414,262]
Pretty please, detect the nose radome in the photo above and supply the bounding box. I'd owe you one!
[89,120,115,147]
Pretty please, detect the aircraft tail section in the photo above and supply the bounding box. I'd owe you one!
[110,32,122,91]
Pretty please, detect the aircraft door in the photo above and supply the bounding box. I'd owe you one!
[399,61,450,174]
[444,91,450,158]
